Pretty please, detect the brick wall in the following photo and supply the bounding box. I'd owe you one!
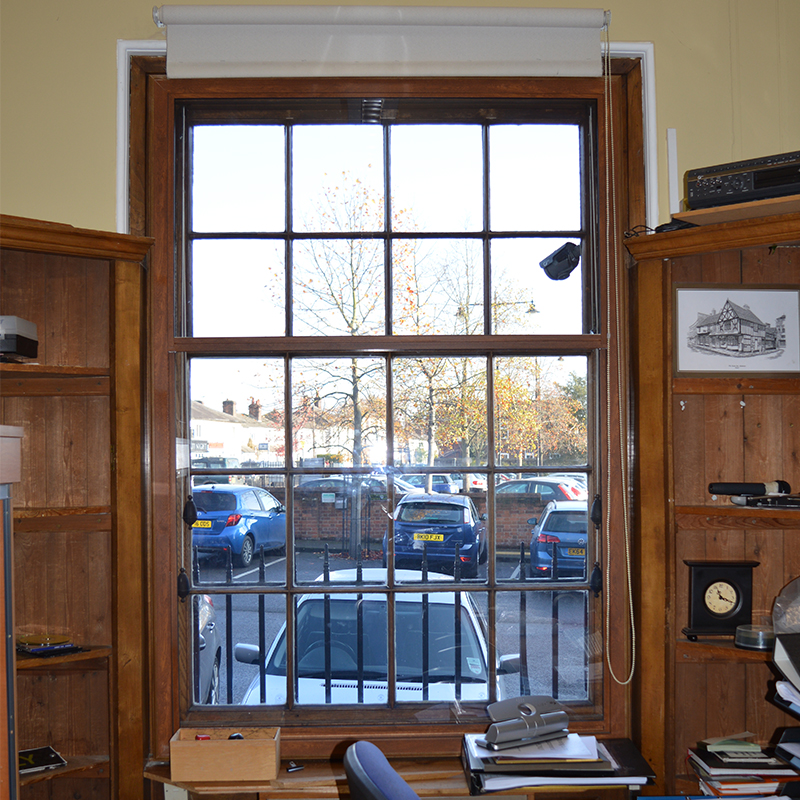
[267,488,549,552]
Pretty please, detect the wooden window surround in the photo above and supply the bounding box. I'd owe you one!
[129,57,646,761]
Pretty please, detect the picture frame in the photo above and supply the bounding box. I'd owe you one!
[674,285,800,377]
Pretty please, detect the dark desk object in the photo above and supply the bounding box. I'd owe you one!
[344,741,420,800]
[145,738,653,798]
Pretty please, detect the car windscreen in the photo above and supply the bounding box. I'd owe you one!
[544,511,587,533]
[396,503,464,524]
[266,598,486,683]
[194,492,237,513]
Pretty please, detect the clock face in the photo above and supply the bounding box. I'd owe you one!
[703,580,739,617]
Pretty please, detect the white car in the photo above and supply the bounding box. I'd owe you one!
[235,568,518,705]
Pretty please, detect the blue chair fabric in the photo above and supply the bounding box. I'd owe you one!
[343,741,421,800]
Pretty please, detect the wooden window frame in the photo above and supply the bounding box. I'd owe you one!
[130,59,645,761]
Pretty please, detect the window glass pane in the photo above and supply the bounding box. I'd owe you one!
[190,477,286,581]
[293,474,390,578]
[393,239,484,336]
[394,588,489,703]
[291,357,387,469]
[191,240,285,337]
[391,125,483,232]
[494,356,588,469]
[393,356,488,469]
[496,589,597,704]
[491,239,583,335]
[292,239,385,336]
[192,125,285,233]
[190,358,286,452]
[192,588,288,705]
[494,479,589,583]
[292,126,384,233]
[489,125,581,232]
[387,491,488,580]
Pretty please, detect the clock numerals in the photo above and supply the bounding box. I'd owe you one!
[704,580,739,616]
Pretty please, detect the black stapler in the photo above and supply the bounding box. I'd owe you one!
[478,696,570,751]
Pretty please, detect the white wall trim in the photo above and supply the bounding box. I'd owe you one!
[115,38,657,233]
[607,41,658,229]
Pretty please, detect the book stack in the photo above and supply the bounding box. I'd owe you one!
[686,738,800,797]
[16,634,84,658]
[462,733,650,795]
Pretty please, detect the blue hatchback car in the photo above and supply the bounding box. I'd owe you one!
[384,494,487,578]
[192,484,286,567]
[529,500,588,579]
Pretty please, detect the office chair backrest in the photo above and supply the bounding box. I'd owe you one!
[344,741,421,800]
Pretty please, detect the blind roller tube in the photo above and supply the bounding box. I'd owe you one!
[153,5,608,79]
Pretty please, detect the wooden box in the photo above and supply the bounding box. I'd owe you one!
[170,727,280,783]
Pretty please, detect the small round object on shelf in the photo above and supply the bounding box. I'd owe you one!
[735,624,775,650]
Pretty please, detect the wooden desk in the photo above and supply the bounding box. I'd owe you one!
[145,740,653,799]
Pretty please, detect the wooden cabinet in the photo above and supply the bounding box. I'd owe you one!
[0,216,152,798]
[626,211,800,795]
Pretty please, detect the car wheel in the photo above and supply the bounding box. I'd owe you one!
[205,654,220,704]
[237,535,255,567]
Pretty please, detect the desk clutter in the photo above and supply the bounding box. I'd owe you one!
[461,696,652,794]
[686,734,800,797]
[169,727,280,783]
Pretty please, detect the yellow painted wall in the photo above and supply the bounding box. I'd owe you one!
[1,0,798,232]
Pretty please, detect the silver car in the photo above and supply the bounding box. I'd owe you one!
[235,568,519,705]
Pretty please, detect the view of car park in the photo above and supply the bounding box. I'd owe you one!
[188,464,595,709]
[193,552,591,706]
[182,114,600,715]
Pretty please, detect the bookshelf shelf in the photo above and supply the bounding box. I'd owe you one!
[20,754,110,785]
[676,638,774,664]
[16,645,113,670]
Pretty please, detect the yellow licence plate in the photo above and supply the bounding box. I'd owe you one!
[414,533,444,542]
[193,520,212,528]
[567,548,585,556]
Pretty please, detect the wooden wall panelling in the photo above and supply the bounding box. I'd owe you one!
[626,212,800,795]
[111,256,148,800]
[14,528,112,644]
[0,216,151,799]
[628,256,670,792]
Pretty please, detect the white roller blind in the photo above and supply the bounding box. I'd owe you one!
[153,5,608,79]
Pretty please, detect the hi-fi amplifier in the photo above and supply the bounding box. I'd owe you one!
[685,150,800,210]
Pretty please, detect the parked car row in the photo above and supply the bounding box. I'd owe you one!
[190,486,588,579]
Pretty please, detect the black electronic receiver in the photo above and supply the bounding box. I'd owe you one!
[685,151,800,210]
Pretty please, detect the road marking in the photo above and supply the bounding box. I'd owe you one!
[235,557,286,580]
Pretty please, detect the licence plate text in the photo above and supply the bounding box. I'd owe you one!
[414,533,444,541]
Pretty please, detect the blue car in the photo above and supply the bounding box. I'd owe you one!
[384,494,487,578]
[192,484,286,567]
[529,500,588,579]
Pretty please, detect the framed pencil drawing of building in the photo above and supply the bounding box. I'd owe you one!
[674,285,800,377]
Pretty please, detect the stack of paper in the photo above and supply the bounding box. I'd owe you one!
[687,745,800,797]
[462,733,649,794]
